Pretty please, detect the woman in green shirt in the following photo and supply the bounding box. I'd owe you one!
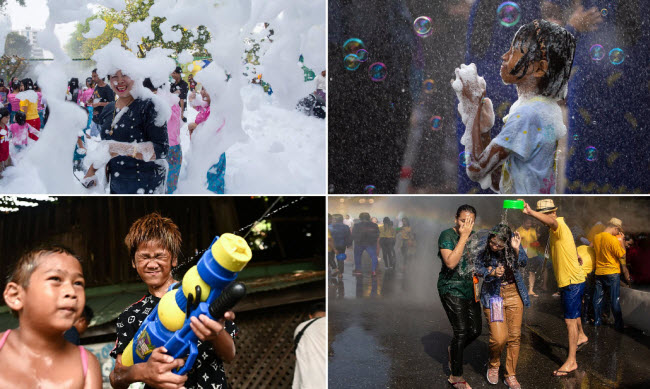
[438,204,480,389]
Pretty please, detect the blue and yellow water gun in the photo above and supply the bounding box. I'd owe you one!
[121,233,251,375]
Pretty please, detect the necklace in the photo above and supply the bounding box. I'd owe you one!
[109,97,134,136]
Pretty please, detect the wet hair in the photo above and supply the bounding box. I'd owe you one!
[383,217,393,228]
[4,245,82,316]
[455,204,477,219]
[10,80,20,91]
[333,214,344,223]
[359,212,371,221]
[173,66,183,74]
[81,305,94,322]
[0,107,9,121]
[484,224,516,263]
[509,19,576,99]
[21,78,34,90]
[14,111,27,126]
[124,213,182,262]
[308,302,325,316]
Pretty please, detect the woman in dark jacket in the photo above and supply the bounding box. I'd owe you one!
[475,224,528,389]
[83,69,168,194]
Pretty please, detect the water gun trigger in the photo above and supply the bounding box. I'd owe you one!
[175,342,199,376]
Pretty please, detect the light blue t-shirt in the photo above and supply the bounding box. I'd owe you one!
[493,96,567,194]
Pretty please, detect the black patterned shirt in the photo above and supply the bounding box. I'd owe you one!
[110,293,238,389]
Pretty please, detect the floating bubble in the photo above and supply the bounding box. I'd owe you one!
[413,16,433,37]
[601,8,608,17]
[609,48,625,65]
[497,2,521,27]
[368,62,387,82]
[356,49,369,62]
[589,44,605,61]
[459,151,471,167]
[585,146,597,162]
[364,185,376,194]
[344,54,361,71]
[343,38,365,56]
[422,79,435,93]
[573,134,579,141]
[430,115,442,130]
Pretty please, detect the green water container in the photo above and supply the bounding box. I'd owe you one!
[503,200,524,210]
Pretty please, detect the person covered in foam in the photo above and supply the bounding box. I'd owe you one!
[452,19,575,194]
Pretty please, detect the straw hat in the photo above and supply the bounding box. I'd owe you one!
[536,199,558,213]
[608,217,623,231]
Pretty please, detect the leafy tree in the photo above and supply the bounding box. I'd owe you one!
[0,55,29,83]
[4,32,31,59]
[65,0,211,59]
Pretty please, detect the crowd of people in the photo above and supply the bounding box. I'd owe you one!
[0,65,231,194]
[435,200,639,389]
[327,212,416,277]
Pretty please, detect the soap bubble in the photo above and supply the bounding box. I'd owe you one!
[343,38,365,56]
[609,48,625,65]
[585,146,597,162]
[573,134,579,141]
[422,79,435,94]
[413,16,433,37]
[356,49,369,62]
[589,44,605,61]
[430,115,442,130]
[364,185,376,194]
[601,8,608,16]
[344,54,361,71]
[497,2,521,27]
[368,62,387,82]
[459,151,471,167]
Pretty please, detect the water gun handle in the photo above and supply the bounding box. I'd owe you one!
[209,282,247,319]
[175,342,199,376]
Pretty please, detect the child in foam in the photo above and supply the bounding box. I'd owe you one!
[453,20,576,194]
[0,246,102,388]
[17,78,41,134]
[188,87,227,194]
[9,111,38,149]
[0,108,11,176]
[7,80,21,124]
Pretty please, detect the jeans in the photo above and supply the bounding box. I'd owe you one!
[483,284,523,377]
[379,237,396,268]
[441,293,482,376]
[354,243,378,272]
[593,273,623,330]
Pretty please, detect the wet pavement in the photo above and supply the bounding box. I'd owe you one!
[328,255,650,389]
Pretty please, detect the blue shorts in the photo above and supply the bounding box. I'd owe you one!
[560,282,585,319]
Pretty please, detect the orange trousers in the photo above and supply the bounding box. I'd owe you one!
[483,283,523,377]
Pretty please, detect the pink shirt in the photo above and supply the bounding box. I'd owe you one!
[167,104,181,146]
[37,91,43,110]
[193,105,225,133]
[9,122,34,145]
[78,88,94,106]
[7,93,19,112]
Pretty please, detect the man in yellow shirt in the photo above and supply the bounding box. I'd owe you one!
[521,199,587,377]
[593,218,627,331]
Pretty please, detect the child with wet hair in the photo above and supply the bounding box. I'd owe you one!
[453,19,576,194]
[0,246,102,388]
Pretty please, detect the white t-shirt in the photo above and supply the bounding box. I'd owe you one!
[315,74,326,91]
[293,317,326,389]
[493,95,567,194]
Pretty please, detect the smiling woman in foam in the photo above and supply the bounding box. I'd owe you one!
[81,40,174,194]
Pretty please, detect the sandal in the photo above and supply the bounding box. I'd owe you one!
[577,341,588,351]
[448,379,469,389]
[486,367,499,385]
[504,376,521,389]
[552,369,576,377]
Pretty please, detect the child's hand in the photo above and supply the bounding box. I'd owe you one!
[189,310,235,342]
[568,5,603,33]
[511,232,521,250]
[142,347,188,389]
